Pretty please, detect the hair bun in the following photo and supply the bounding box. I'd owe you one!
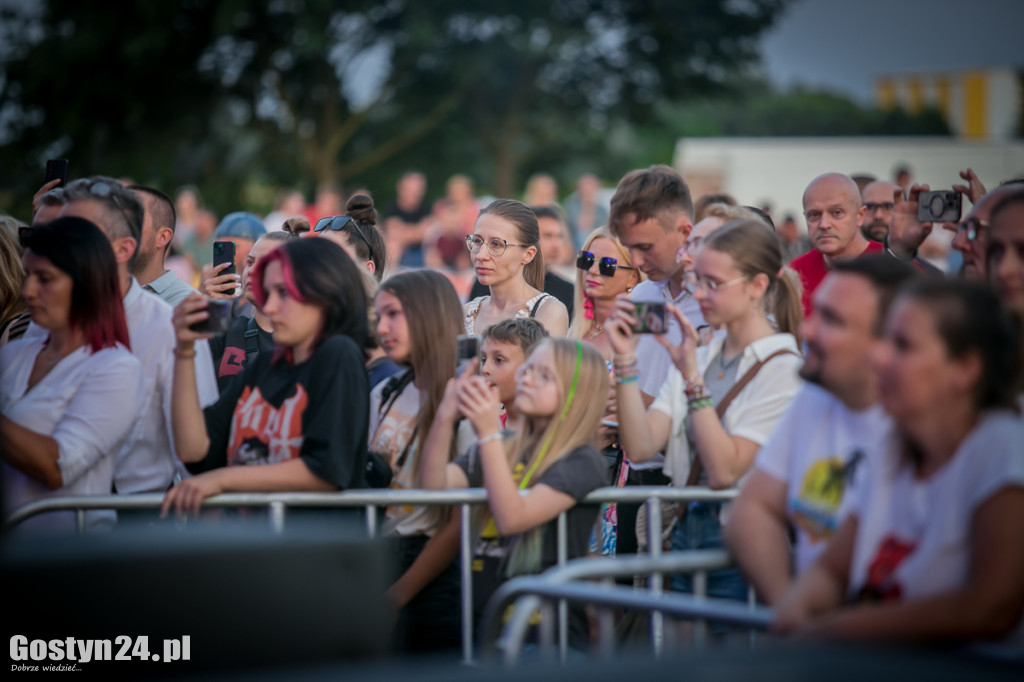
[346,194,377,225]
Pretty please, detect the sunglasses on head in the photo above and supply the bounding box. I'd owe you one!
[313,215,372,253]
[576,250,635,277]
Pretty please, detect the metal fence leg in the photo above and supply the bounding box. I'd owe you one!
[268,501,286,535]
[748,583,757,648]
[365,505,377,538]
[693,569,707,650]
[646,497,664,659]
[461,503,474,664]
[557,512,568,664]
[598,577,615,659]
[76,509,85,534]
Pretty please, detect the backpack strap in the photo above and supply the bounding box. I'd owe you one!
[243,316,261,366]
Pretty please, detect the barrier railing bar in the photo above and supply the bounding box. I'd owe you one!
[7,487,743,666]
[491,579,773,663]
[480,550,736,662]
[5,486,738,529]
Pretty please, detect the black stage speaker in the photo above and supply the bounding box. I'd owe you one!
[2,520,391,678]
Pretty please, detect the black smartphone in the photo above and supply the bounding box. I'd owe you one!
[213,240,236,275]
[456,334,481,376]
[44,159,68,187]
[918,190,961,223]
[188,299,233,335]
[631,301,668,334]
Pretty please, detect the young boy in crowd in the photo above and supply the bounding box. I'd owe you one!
[479,319,549,428]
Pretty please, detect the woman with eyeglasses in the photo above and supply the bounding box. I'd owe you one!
[1,218,143,532]
[464,199,569,337]
[775,279,1024,652]
[308,193,387,282]
[608,219,803,606]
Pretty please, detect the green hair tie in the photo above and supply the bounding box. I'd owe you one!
[520,341,583,489]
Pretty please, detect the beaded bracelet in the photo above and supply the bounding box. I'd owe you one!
[684,380,710,401]
[614,363,640,382]
[613,353,636,368]
[688,396,714,411]
[173,347,197,360]
[616,373,640,385]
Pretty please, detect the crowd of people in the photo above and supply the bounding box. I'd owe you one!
[1,161,1022,658]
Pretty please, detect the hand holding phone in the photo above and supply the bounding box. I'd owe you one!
[188,299,234,335]
[44,159,68,188]
[212,241,239,297]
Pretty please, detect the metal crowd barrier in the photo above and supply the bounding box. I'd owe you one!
[5,486,739,663]
[481,551,772,666]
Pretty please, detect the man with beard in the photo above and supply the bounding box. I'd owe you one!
[130,185,201,307]
[859,181,900,243]
[790,173,883,317]
[724,256,916,605]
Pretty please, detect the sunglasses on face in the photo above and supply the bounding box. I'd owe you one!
[576,250,635,277]
[314,215,372,253]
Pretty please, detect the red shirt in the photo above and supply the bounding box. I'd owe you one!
[790,241,884,318]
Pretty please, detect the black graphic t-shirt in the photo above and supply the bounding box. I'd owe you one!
[195,334,369,489]
[453,444,607,650]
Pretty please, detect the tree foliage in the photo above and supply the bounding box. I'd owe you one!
[0,0,788,216]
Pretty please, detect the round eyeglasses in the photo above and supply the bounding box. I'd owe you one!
[576,250,636,277]
[465,234,528,257]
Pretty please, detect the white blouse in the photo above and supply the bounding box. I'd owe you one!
[1,335,143,532]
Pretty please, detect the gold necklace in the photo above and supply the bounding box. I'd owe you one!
[588,324,604,340]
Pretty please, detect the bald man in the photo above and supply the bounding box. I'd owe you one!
[791,173,883,316]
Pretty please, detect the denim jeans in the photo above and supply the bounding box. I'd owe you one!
[668,502,748,602]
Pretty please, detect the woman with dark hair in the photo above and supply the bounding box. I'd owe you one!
[162,238,370,517]
[310,193,388,282]
[464,199,569,336]
[775,279,1024,651]
[1,217,143,531]
[372,269,469,652]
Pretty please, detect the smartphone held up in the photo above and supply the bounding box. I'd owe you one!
[630,300,668,335]
[188,299,233,335]
[456,335,481,377]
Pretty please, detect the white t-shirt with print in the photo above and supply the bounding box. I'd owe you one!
[755,383,889,574]
[369,379,474,537]
[849,411,1024,651]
